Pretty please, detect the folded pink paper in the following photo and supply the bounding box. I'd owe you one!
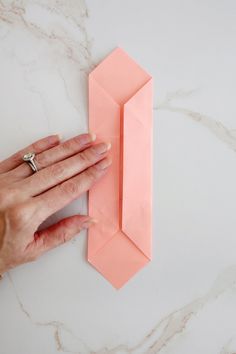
[88,48,153,289]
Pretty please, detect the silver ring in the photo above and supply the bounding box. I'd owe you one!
[22,152,38,173]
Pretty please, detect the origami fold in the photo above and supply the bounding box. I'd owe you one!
[88,48,153,289]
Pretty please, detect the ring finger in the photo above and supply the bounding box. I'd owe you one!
[0,134,61,175]
[8,133,96,181]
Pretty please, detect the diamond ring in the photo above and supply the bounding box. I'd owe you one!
[22,152,38,173]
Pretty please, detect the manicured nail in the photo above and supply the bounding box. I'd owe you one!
[82,218,98,229]
[89,132,96,142]
[95,157,112,170]
[92,142,111,154]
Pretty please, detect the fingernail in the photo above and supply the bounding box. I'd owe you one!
[82,218,98,229]
[56,133,63,141]
[49,134,62,143]
[95,157,112,170]
[92,142,111,154]
[89,132,96,142]
[78,132,96,145]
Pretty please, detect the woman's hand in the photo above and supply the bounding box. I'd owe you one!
[0,133,111,275]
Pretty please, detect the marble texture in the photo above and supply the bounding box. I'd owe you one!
[1,0,236,353]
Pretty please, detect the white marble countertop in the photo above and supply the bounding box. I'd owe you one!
[1,1,236,353]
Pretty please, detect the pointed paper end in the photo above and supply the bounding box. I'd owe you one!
[88,231,150,289]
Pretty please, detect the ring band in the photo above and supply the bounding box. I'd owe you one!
[23,152,38,173]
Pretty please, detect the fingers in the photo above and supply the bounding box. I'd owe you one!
[21,141,111,197]
[0,135,61,174]
[35,157,112,222]
[28,215,96,255]
[11,133,96,180]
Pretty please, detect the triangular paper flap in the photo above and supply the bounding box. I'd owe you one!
[90,48,151,105]
[89,230,150,289]
[88,77,120,258]
[122,79,153,259]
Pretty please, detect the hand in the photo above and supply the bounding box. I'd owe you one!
[0,133,112,275]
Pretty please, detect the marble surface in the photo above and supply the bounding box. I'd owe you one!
[1,0,236,353]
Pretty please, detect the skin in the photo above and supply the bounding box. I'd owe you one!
[0,133,112,275]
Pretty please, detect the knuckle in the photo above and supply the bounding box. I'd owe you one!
[85,166,99,182]
[60,230,75,244]
[79,149,95,164]
[48,163,65,179]
[61,180,79,197]
[78,151,88,163]
[73,135,85,146]
[60,230,68,244]
[7,205,28,229]
[61,139,77,153]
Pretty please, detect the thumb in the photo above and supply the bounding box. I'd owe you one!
[31,215,97,254]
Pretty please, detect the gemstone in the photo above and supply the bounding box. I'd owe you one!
[23,152,35,161]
